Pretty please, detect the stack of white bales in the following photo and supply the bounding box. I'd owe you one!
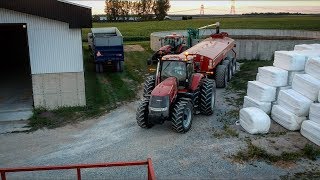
[241,43,320,135]
[270,50,316,131]
[300,57,320,146]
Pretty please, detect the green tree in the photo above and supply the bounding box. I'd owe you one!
[154,0,170,20]
[104,0,121,21]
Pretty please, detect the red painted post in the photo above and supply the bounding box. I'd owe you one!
[1,171,6,180]
[147,158,156,180]
[76,168,81,180]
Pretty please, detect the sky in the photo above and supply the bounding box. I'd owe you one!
[68,0,320,15]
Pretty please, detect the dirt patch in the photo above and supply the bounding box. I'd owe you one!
[124,45,145,52]
[251,132,309,156]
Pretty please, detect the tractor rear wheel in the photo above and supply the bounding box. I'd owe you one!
[171,99,193,133]
[222,60,232,81]
[143,75,156,97]
[215,65,228,88]
[200,78,216,115]
[136,98,153,128]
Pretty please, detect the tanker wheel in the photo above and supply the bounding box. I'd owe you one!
[215,65,228,88]
[143,75,156,97]
[200,78,216,115]
[171,99,193,133]
[222,60,232,81]
[136,98,153,128]
[232,58,237,75]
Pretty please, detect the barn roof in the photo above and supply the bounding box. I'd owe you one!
[0,0,92,28]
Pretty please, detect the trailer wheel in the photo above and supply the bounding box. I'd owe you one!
[171,99,193,133]
[143,75,156,97]
[215,65,228,88]
[120,61,124,72]
[95,64,100,73]
[136,98,153,128]
[222,60,232,81]
[96,64,103,73]
[199,78,216,115]
[117,61,124,72]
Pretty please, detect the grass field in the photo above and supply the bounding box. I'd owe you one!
[83,15,320,41]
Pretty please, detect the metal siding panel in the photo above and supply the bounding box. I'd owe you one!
[0,8,83,74]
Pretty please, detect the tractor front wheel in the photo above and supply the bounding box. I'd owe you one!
[215,65,228,88]
[171,99,193,133]
[143,75,156,97]
[200,78,216,115]
[136,98,153,128]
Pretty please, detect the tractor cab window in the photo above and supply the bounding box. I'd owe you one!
[161,61,187,85]
[164,38,176,47]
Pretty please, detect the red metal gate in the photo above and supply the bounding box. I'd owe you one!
[0,158,155,180]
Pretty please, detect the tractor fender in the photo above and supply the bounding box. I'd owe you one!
[189,73,204,91]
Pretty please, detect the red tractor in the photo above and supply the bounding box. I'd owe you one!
[137,31,237,133]
[147,34,188,65]
[137,53,216,133]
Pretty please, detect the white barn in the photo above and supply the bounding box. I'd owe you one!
[0,0,92,120]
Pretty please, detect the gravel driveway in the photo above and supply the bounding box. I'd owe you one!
[0,89,319,179]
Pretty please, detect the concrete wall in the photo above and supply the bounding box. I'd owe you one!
[32,72,86,110]
[151,29,320,60]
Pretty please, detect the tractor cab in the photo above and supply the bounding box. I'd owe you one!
[158,54,194,89]
[148,34,188,65]
[162,34,186,53]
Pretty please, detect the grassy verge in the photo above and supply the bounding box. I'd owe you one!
[82,16,320,41]
[234,140,320,163]
[28,41,152,131]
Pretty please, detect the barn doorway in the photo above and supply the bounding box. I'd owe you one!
[0,24,33,121]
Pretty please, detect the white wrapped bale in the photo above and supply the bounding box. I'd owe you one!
[278,89,312,116]
[240,107,271,134]
[258,66,288,87]
[319,90,320,102]
[243,96,272,114]
[273,51,307,71]
[309,103,320,124]
[310,44,320,49]
[301,120,320,146]
[297,50,320,61]
[292,74,320,101]
[256,73,260,81]
[305,57,320,80]
[288,71,304,85]
[271,105,306,131]
[275,86,292,100]
[294,44,316,51]
[247,81,276,102]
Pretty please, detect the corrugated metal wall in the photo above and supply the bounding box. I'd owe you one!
[0,8,83,74]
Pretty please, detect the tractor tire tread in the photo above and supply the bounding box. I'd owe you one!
[215,65,227,88]
[143,75,156,97]
[171,100,193,133]
[200,79,216,115]
[136,98,153,128]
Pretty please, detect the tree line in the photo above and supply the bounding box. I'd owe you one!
[104,0,170,21]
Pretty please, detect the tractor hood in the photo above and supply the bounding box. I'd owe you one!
[151,77,177,99]
[159,45,172,52]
